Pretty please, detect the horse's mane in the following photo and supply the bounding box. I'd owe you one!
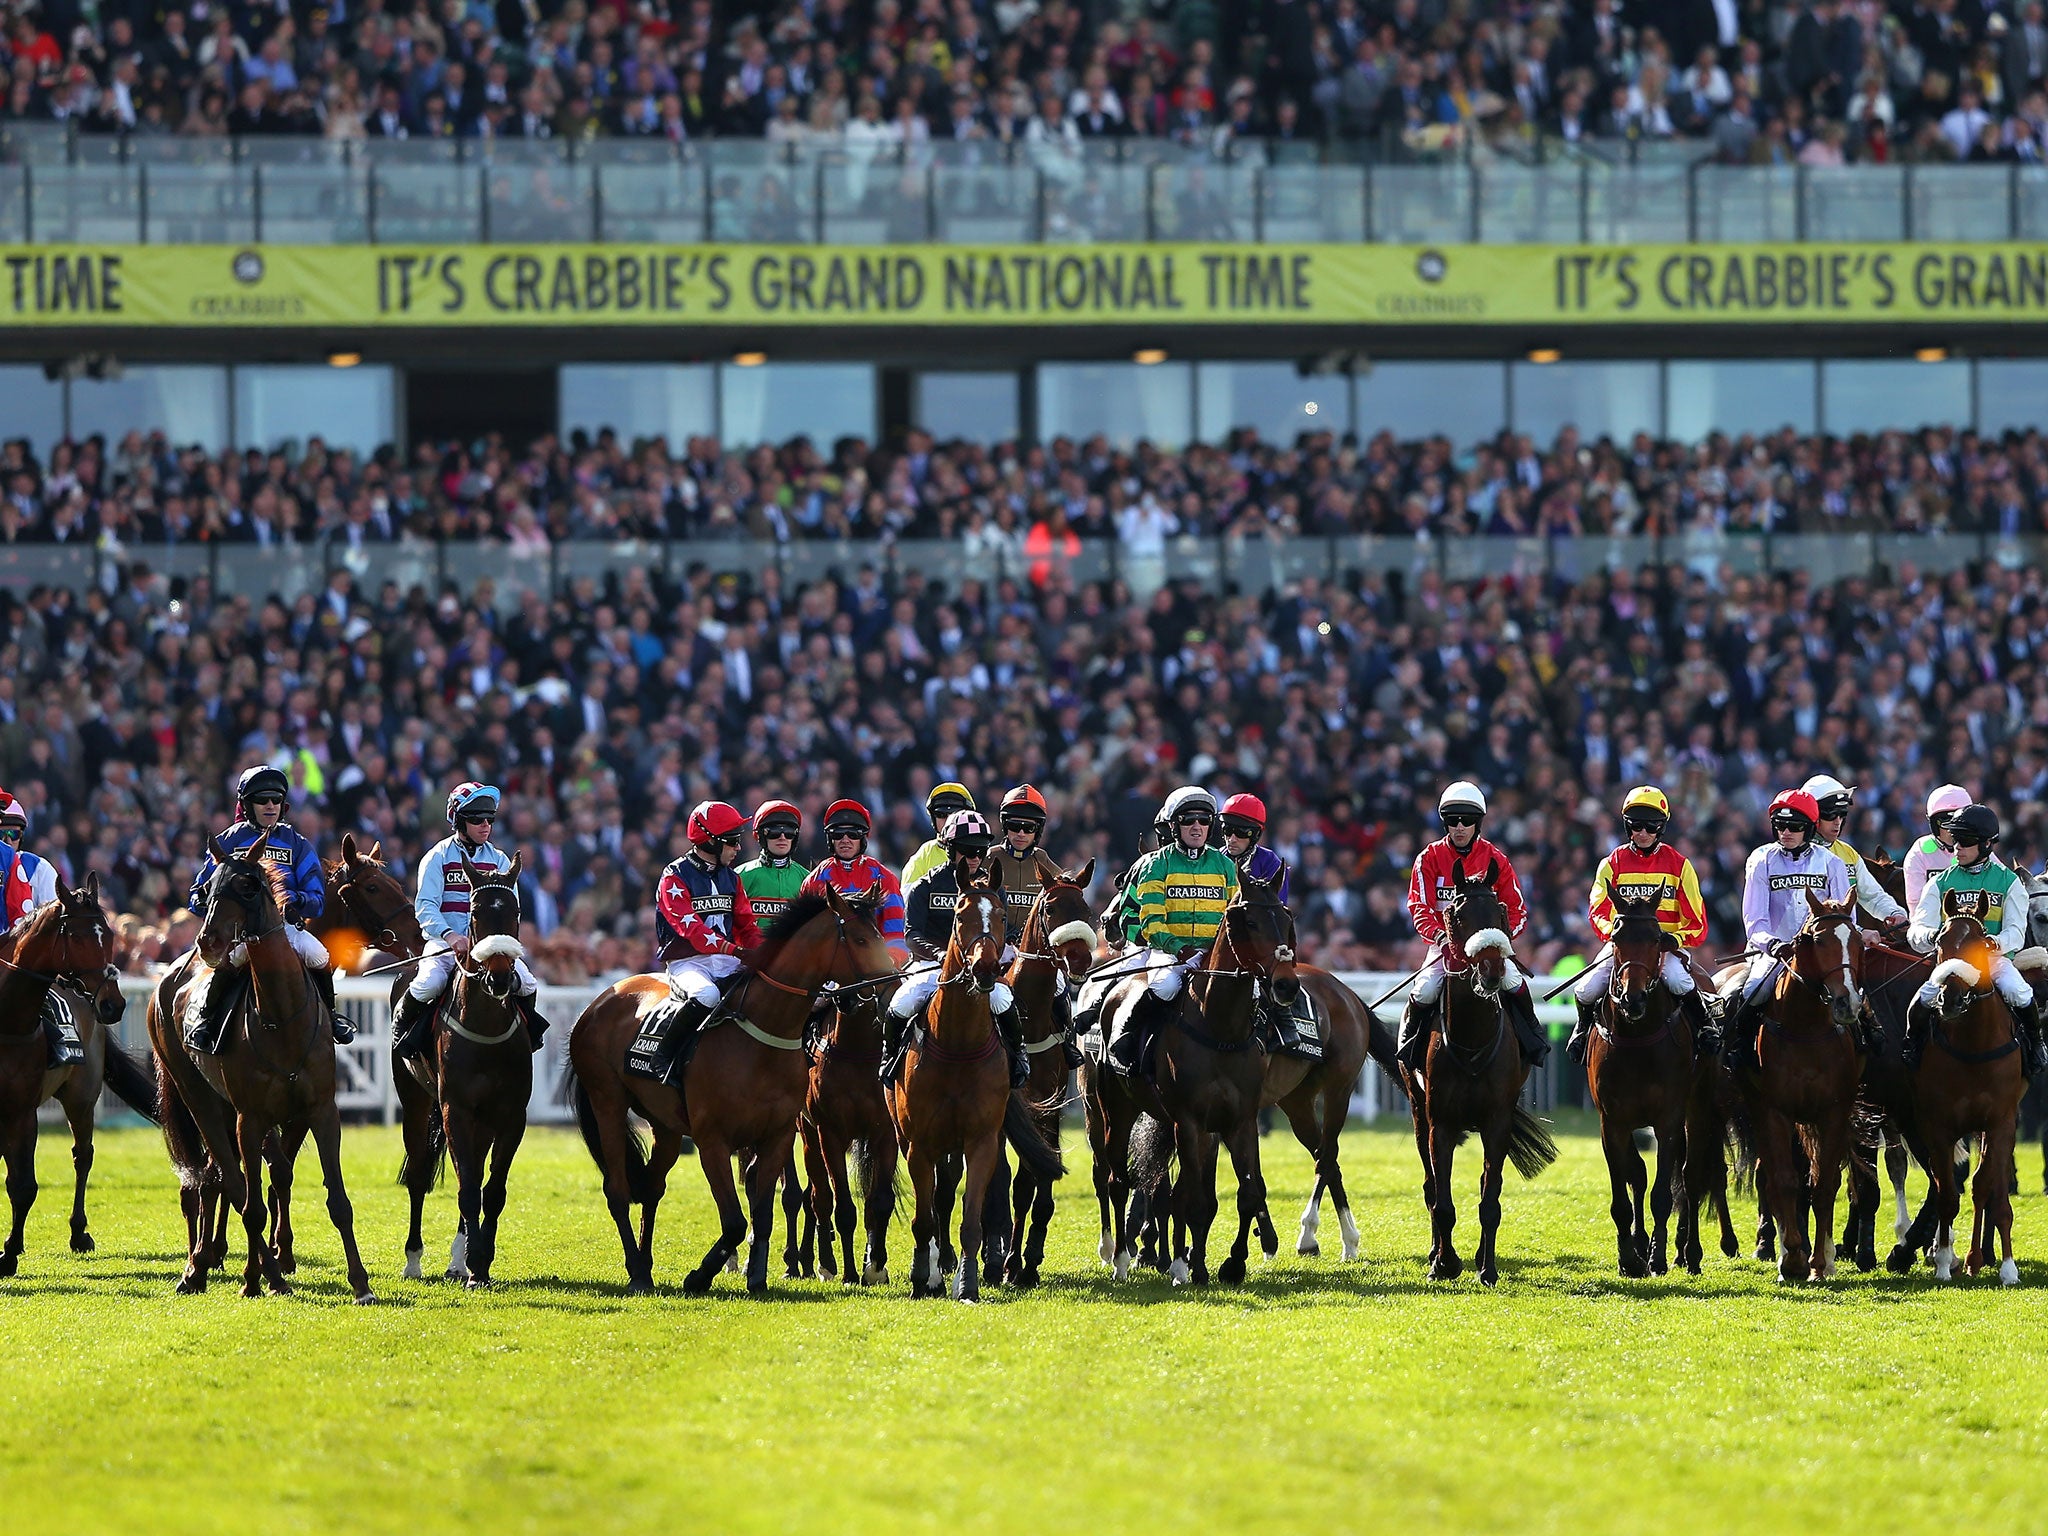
[749,890,842,970]
[1611,904,1665,944]
[221,843,290,912]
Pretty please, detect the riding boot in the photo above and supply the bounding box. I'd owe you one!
[994,999,1031,1089]
[311,968,352,1046]
[389,989,437,1061]
[1899,996,1934,1071]
[1397,994,1438,1071]
[1506,985,1549,1067]
[1719,992,1763,1072]
[653,996,713,1088]
[880,1008,913,1084]
[1105,1002,1145,1078]
[2014,998,2048,1080]
[1566,999,1598,1065]
[1678,988,1718,1058]
[185,962,245,1055]
[519,994,550,1054]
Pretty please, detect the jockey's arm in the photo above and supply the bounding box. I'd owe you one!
[1906,876,1943,954]
[288,836,326,921]
[1850,856,1905,925]
[416,849,455,942]
[1993,870,2031,954]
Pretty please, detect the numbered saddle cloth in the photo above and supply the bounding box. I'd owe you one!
[625,991,689,1085]
[43,995,83,1068]
[1264,984,1324,1061]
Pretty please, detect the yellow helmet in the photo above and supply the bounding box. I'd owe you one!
[1622,785,1670,827]
[925,782,975,825]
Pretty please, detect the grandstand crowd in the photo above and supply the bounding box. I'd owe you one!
[3,416,2047,985]
[4,0,2048,164]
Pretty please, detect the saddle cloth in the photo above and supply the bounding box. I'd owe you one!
[1264,983,1324,1062]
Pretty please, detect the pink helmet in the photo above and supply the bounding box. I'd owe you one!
[1926,784,1973,819]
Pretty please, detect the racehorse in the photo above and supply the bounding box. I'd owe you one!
[1736,893,1864,1284]
[1401,856,1558,1286]
[394,854,532,1289]
[998,861,1095,1289]
[797,975,898,1286]
[1913,912,2026,1284]
[1584,895,1693,1277]
[569,886,900,1294]
[0,877,150,1277]
[151,833,374,1301]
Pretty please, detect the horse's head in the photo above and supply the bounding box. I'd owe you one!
[197,833,283,967]
[1219,861,1299,1005]
[1931,909,1996,1019]
[1797,892,1864,1030]
[1447,856,1511,996]
[947,860,1008,993]
[84,957,125,1026]
[329,833,426,961]
[1027,858,1098,983]
[462,852,524,1002]
[12,873,115,995]
[1607,893,1666,1023]
[2025,866,2048,953]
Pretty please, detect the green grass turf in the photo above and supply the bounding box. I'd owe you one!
[2,1115,2045,1535]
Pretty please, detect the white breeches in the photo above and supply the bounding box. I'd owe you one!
[665,952,746,1007]
[408,945,539,1002]
[1917,951,2032,1010]
[228,925,329,971]
[1572,949,1695,1005]
[1076,946,1156,1015]
[1735,953,1780,1005]
[1412,949,1525,1005]
[1137,946,1196,1001]
[890,960,1011,1018]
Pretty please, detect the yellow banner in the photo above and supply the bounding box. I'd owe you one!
[5,243,2047,326]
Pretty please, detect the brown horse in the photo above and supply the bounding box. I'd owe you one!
[1402,860,1558,1286]
[1914,913,2026,1285]
[395,854,532,1289]
[1737,894,1865,1285]
[570,885,900,1294]
[0,877,140,1278]
[998,860,1096,1289]
[150,832,374,1300]
[1585,896,1693,1277]
[798,977,899,1286]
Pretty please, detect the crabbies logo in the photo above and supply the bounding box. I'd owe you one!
[231,251,265,285]
[1416,250,1447,284]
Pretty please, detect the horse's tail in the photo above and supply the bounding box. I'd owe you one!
[395,1102,447,1191]
[1728,1095,1759,1194]
[1004,1091,1066,1181]
[852,1136,905,1230]
[1506,1104,1559,1179]
[1128,1111,1176,1188]
[101,1042,161,1124]
[1364,1006,1405,1092]
[157,1059,209,1190]
[572,1070,649,1204]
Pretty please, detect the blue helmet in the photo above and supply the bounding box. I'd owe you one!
[445,781,502,829]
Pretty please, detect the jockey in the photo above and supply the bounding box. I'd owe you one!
[185,766,346,1052]
[1074,786,1189,1039]
[646,801,764,1077]
[1399,782,1547,1069]
[802,799,908,966]
[390,782,547,1058]
[1103,785,1239,1077]
[1218,793,1291,902]
[736,800,807,925]
[1718,789,1851,1068]
[0,791,59,912]
[902,782,978,887]
[1906,784,1974,910]
[1802,774,1908,934]
[888,810,1029,1087]
[1567,786,1713,1065]
[992,784,1064,927]
[1903,803,2046,1077]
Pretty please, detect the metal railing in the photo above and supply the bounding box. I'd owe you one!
[3,529,2033,614]
[5,122,2044,246]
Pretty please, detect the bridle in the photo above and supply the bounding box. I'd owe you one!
[458,883,523,1003]
[0,904,116,1036]
[331,865,417,957]
[1781,913,1863,1022]
[937,886,1005,998]
[1209,894,1295,991]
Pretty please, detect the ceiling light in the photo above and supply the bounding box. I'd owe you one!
[732,351,767,367]
[1133,348,1168,366]
[1526,348,1561,365]
[1914,346,1948,363]
[327,350,361,368]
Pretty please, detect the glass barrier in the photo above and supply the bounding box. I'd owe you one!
[1149,160,1256,242]
[1880,532,1995,578]
[1258,164,1366,242]
[931,161,1038,243]
[0,164,25,242]
[30,163,143,243]
[1370,164,1474,243]
[484,162,596,242]
[2018,168,2048,240]
[819,157,930,244]
[258,164,373,243]
[1584,164,1691,243]
[1476,165,1585,244]
[1041,162,1148,243]
[370,163,484,243]
[1911,166,2012,241]
[1804,165,1905,241]
[595,159,707,242]
[1692,165,1798,242]
[141,163,258,245]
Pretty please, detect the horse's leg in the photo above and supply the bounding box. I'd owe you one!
[745,1126,798,1296]
[1758,1108,1806,1284]
[308,1099,373,1302]
[1984,1117,2020,1286]
[1811,1109,1849,1283]
[932,1153,960,1280]
[1021,1119,1058,1285]
[0,1113,35,1279]
[1427,1115,1462,1281]
[204,1175,232,1270]
[443,1103,482,1283]
[1650,1111,1684,1278]
[1602,1114,1649,1279]
[1167,1120,1203,1285]
[636,1122,685,1285]
[61,1084,96,1254]
[269,1125,305,1275]
[1006,1155,1035,1286]
[779,1161,806,1280]
[906,1145,937,1298]
[1926,1119,1960,1282]
[955,1129,999,1304]
[683,1129,747,1295]
[469,1115,524,1288]
[1754,1166,1777,1264]
[235,1113,282,1297]
[1884,1126,1911,1241]
[980,1143,1010,1281]
[1217,1115,1265,1287]
[588,1079,652,1291]
[398,1069,436,1281]
[862,1134,898,1286]
[1474,1120,1509,1289]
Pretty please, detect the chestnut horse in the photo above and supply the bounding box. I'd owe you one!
[395,854,532,1289]
[798,976,899,1286]
[570,886,900,1294]
[151,833,374,1300]
[0,877,141,1278]
[1914,913,2026,1285]
[1737,894,1865,1285]
[1402,859,1558,1287]
[1586,895,1693,1277]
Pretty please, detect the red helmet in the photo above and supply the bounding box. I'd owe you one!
[822,799,872,834]
[999,784,1048,825]
[687,801,750,847]
[752,799,802,838]
[1220,793,1267,832]
[1769,790,1821,832]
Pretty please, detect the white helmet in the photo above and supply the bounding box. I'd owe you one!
[1927,783,1972,820]
[1801,774,1855,817]
[1161,785,1217,824]
[1438,781,1487,818]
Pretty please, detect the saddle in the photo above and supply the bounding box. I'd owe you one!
[42,994,83,1069]
[1260,985,1324,1062]
[625,974,745,1087]
[183,965,255,1056]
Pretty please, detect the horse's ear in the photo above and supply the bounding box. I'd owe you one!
[1484,858,1499,888]
[985,856,1003,892]
[365,840,382,862]
[81,871,100,907]
[459,849,478,878]
[821,882,853,919]
[248,829,271,860]
[340,831,359,867]
[1276,858,1291,893]
[1450,854,1467,885]
[1806,889,1825,916]
[210,835,231,862]
[506,851,524,882]
[1871,844,1891,865]
[1072,858,1096,890]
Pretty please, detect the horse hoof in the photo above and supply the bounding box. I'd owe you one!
[70,1231,95,1254]
[1098,1229,1114,1265]
[1885,1246,1916,1275]
[2000,1258,2020,1287]
[175,1272,205,1295]
[1649,1255,1669,1277]
[1113,1252,1133,1282]
[1428,1255,1463,1282]
[1719,1235,1739,1259]
[1753,1240,1775,1263]
[682,1270,714,1296]
[241,1281,263,1298]
[403,1250,424,1281]
[747,1279,769,1296]
[353,1290,379,1306]
[1479,1266,1498,1288]
[1620,1251,1649,1280]
[0,1254,17,1280]
[1218,1256,1246,1286]
[277,1254,297,1275]
[1190,1263,1209,1286]
[862,1263,887,1286]
[1015,1267,1040,1291]
[783,1264,803,1281]
[1169,1258,1190,1287]
[626,1278,655,1297]
[464,1276,492,1291]
[1297,1238,1321,1258]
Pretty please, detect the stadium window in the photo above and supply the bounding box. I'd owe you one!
[1354,361,1505,446]
[559,364,717,447]
[719,363,877,449]
[234,365,394,457]
[71,365,228,454]
[1195,362,1342,446]
[1666,361,1819,440]
[1974,361,2048,439]
[1509,359,1660,446]
[1819,360,1971,436]
[0,366,67,457]
[912,371,1021,443]
[1036,361,1194,449]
